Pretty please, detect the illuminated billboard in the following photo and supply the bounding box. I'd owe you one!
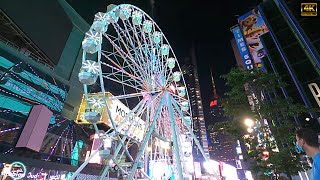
[238,9,269,70]
[231,26,254,70]
[76,92,145,142]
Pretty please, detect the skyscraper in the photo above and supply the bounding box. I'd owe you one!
[181,44,209,163]
[206,71,239,166]
[258,0,320,128]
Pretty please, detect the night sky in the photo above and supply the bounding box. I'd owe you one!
[68,0,261,111]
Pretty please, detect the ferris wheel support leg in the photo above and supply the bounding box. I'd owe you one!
[127,96,164,180]
[171,98,209,162]
[117,136,134,162]
[168,96,184,180]
[139,169,151,179]
[99,100,147,179]
[69,144,102,180]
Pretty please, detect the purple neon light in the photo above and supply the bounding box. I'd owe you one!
[45,125,69,161]
[0,127,20,133]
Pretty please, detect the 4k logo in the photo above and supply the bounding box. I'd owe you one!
[301,3,317,17]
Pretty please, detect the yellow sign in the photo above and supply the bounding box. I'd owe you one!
[76,92,145,142]
[301,3,317,17]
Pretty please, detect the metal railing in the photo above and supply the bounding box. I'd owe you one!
[0,35,54,70]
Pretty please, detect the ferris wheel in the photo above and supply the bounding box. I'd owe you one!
[71,4,220,180]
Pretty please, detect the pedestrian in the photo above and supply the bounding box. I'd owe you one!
[296,128,320,180]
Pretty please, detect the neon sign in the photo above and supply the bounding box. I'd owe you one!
[1,161,27,180]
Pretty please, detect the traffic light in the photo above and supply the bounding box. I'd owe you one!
[210,99,218,107]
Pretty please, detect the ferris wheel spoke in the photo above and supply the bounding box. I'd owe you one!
[171,97,213,163]
[128,95,164,179]
[101,63,141,83]
[170,92,189,103]
[110,23,148,82]
[135,21,153,77]
[118,20,147,72]
[128,21,153,77]
[101,52,143,82]
[103,32,150,84]
[99,98,148,179]
[101,61,146,90]
[163,70,174,87]
[102,75,144,92]
[106,91,160,101]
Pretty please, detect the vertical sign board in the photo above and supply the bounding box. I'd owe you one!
[308,83,320,108]
[238,9,269,71]
[232,26,254,70]
[16,105,52,152]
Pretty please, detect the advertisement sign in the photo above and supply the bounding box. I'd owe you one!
[308,83,320,108]
[76,92,145,142]
[238,9,269,70]
[232,26,254,70]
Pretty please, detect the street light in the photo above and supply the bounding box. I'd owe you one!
[247,127,254,133]
[244,118,254,127]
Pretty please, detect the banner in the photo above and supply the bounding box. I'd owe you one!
[238,9,269,70]
[232,26,254,70]
[76,92,145,142]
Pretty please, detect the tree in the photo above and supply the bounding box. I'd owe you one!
[209,67,315,179]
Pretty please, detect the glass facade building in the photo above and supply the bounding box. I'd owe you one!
[231,0,320,129]
[181,45,210,164]
[258,0,320,128]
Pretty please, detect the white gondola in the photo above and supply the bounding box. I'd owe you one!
[161,44,170,56]
[167,58,175,69]
[181,101,189,111]
[184,116,191,126]
[177,87,186,97]
[173,72,181,82]
[84,111,101,123]
[99,149,111,159]
[82,31,100,54]
[153,31,162,44]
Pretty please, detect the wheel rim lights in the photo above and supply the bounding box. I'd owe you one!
[177,87,186,97]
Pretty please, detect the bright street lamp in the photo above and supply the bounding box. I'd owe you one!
[247,127,254,133]
[244,118,254,127]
